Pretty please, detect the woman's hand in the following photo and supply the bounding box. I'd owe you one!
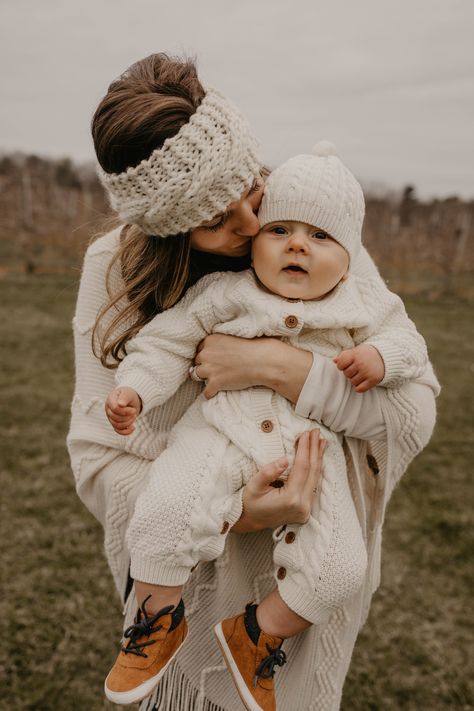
[194,333,313,403]
[232,429,326,533]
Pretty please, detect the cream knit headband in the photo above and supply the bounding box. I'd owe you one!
[98,88,261,237]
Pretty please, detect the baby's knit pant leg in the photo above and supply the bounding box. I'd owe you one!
[274,438,368,625]
[126,406,249,587]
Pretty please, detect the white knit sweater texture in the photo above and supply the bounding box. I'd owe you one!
[117,269,429,625]
[67,228,439,711]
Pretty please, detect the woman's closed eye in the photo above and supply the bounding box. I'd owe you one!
[203,212,230,232]
[202,179,262,232]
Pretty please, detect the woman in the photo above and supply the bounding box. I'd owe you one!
[68,53,439,710]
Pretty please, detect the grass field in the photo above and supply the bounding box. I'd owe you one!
[1,273,473,711]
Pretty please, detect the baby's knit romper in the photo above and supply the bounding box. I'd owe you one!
[117,270,427,624]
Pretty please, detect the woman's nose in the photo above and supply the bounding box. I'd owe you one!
[234,201,261,237]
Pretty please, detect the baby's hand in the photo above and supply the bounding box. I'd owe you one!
[105,387,142,435]
[333,344,385,393]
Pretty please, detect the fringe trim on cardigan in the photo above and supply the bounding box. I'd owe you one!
[140,661,226,711]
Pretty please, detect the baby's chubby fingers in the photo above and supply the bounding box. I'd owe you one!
[333,348,355,371]
[342,364,359,380]
[106,389,126,415]
[106,404,137,422]
[349,372,365,387]
[106,407,136,432]
[113,422,136,435]
[354,378,376,393]
[106,387,142,415]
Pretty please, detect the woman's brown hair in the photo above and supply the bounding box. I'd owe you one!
[91,53,206,368]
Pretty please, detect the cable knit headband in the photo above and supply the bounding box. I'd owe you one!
[98,87,261,237]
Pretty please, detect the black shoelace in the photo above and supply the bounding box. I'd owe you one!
[121,596,174,658]
[253,643,287,687]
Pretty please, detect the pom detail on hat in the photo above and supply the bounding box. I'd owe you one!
[312,140,337,157]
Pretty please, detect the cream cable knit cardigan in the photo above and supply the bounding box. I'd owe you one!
[68,228,439,711]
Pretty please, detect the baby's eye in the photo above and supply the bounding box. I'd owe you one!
[271,226,288,235]
[312,231,328,240]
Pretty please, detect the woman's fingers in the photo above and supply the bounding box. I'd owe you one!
[287,430,311,491]
[251,457,289,493]
[302,429,326,501]
[283,429,327,523]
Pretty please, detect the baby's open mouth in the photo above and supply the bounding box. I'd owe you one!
[282,265,307,273]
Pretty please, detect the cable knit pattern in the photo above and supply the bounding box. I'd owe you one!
[98,88,261,237]
[67,229,439,711]
[120,267,427,622]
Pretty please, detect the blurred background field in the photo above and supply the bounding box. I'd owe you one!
[0,149,473,711]
[1,152,474,300]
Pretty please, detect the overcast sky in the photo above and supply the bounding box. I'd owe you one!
[1,0,473,199]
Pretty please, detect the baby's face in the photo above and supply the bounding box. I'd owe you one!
[251,221,349,300]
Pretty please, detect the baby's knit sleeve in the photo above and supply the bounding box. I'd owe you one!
[115,273,224,413]
[352,248,428,387]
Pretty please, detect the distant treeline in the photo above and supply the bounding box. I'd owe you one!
[0,152,472,296]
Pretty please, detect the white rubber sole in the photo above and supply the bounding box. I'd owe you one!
[214,622,264,711]
[104,630,187,706]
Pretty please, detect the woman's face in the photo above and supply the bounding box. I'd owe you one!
[190,177,264,257]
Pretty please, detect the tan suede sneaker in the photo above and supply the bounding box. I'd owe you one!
[104,597,187,706]
[214,605,286,711]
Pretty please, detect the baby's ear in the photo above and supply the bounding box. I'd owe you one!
[340,270,349,282]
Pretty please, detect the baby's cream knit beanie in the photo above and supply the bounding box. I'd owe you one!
[98,88,261,237]
[258,141,365,262]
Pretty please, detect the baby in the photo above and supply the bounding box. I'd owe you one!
[104,142,427,709]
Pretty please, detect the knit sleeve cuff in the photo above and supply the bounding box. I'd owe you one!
[226,487,245,528]
[366,340,412,387]
[294,352,320,420]
[277,575,334,625]
[130,553,191,586]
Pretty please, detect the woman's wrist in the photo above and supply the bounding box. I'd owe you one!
[254,339,313,404]
[231,505,261,533]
